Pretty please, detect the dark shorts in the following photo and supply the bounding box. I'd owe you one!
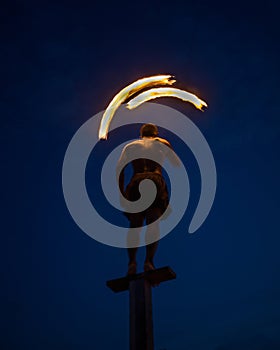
[123,172,169,221]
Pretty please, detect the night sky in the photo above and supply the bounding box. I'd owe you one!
[2,1,280,349]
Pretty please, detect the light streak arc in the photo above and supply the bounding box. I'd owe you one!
[126,87,208,111]
[98,75,175,139]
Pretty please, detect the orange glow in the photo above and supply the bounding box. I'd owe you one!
[126,87,207,111]
[99,75,175,139]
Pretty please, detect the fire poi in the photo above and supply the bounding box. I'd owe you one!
[98,74,207,140]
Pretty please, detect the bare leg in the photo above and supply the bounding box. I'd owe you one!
[127,214,144,274]
[144,208,161,270]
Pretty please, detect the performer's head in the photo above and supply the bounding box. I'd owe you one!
[140,123,158,138]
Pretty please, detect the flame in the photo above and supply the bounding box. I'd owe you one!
[126,87,208,111]
[98,75,175,139]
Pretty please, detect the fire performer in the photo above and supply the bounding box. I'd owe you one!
[117,123,180,275]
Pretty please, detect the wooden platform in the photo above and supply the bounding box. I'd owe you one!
[106,266,176,293]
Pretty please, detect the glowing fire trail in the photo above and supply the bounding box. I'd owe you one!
[98,75,175,139]
[126,87,207,111]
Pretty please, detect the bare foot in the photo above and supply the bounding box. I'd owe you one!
[144,261,155,272]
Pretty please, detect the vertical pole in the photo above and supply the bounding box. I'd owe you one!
[129,278,154,350]
[107,267,176,349]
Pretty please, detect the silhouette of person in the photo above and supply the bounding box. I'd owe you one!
[116,123,180,275]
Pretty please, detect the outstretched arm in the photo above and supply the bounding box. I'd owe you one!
[118,168,125,196]
[116,147,128,196]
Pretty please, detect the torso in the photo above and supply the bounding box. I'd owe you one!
[125,138,168,176]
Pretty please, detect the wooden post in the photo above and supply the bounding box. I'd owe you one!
[107,266,176,350]
[129,278,154,350]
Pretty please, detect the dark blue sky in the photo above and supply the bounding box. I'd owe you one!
[2,1,280,349]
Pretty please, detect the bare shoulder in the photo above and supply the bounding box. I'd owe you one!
[123,139,142,150]
[154,137,171,147]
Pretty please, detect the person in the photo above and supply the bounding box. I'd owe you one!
[116,123,180,275]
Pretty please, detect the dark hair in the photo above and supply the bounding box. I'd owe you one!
[140,123,158,137]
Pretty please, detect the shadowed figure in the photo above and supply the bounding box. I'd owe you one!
[116,124,180,275]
